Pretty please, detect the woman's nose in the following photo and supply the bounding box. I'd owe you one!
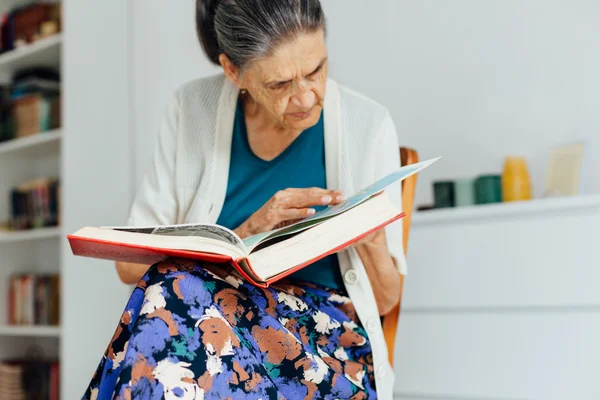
[290,89,316,110]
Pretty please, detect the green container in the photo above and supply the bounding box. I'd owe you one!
[433,181,455,208]
[474,175,502,204]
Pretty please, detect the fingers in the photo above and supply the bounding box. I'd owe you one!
[285,187,338,196]
[330,190,346,205]
[279,207,316,220]
[274,191,329,208]
[275,188,345,208]
[257,188,347,233]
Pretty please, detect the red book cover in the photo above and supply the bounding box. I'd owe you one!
[67,212,404,289]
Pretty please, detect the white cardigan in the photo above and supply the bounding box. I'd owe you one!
[128,73,407,399]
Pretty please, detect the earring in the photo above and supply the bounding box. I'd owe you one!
[240,89,247,95]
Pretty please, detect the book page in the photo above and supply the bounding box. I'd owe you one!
[242,219,325,250]
[111,223,247,252]
[72,226,247,259]
[243,157,440,251]
[248,191,401,281]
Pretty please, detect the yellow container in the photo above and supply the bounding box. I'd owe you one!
[502,156,532,202]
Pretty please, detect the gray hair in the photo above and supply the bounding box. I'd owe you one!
[196,0,326,69]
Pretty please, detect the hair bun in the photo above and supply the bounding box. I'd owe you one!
[196,0,326,68]
[196,0,221,65]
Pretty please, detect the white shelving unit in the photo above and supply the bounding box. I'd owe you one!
[0,325,61,338]
[412,194,600,225]
[0,34,62,77]
[0,1,63,396]
[0,226,62,243]
[0,129,61,157]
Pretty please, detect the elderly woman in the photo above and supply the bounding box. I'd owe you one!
[84,0,406,399]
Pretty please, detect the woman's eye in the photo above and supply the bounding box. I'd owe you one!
[271,81,289,90]
[309,66,322,78]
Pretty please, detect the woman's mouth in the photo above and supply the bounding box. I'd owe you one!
[291,109,312,119]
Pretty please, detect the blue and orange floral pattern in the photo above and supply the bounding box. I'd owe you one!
[83,258,377,399]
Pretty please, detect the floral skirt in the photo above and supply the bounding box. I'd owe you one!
[84,258,377,399]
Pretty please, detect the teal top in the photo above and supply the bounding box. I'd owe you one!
[216,100,344,290]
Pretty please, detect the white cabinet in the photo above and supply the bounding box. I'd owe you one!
[395,196,600,400]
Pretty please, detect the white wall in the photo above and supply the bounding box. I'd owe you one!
[131,0,219,186]
[321,0,600,205]
[62,0,133,398]
[131,0,600,207]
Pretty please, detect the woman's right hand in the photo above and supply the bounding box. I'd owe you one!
[234,188,345,238]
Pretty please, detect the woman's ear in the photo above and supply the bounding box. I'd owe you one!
[219,54,241,87]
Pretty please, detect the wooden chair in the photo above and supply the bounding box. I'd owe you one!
[382,147,419,366]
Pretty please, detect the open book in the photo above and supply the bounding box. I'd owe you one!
[68,157,439,287]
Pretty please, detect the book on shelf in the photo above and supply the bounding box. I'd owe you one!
[1,67,61,142]
[0,2,61,54]
[0,359,59,400]
[68,158,439,288]
[0,85,12,143]
[9,178,60,231]
[8,273,60,327]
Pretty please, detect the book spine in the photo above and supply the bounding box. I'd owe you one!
[52,275,60,325]
[8,275,14,325]
[43,276,49,326]
[16,275,23,324]
[50,361,59,400]
[28,274,34,325]
[231,258,268,289]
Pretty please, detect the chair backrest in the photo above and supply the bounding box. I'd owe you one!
[382,147,419,366]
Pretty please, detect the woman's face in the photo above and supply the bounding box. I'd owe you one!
[230,29,329,131]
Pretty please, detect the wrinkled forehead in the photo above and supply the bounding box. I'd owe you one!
[244,30,328,84]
